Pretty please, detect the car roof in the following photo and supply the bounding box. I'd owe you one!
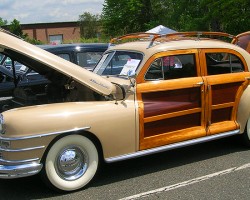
[108,34,250,72]
[38,43,109,52]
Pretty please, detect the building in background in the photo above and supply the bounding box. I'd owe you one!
[21,21,80,44]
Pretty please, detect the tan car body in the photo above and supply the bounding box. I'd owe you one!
[0,30,250,188]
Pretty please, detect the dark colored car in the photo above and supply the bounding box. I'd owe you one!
[0,43,108,110]
[0,64,49,110]
[39,43,109,71]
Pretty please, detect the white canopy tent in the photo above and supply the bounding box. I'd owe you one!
[146,25,176,34]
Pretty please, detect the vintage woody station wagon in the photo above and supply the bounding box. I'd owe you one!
[0,29,250,191]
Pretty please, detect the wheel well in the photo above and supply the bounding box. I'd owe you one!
[79,131,105,162]
[41,130,104,164]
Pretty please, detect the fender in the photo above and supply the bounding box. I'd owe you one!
[2,100,137,159]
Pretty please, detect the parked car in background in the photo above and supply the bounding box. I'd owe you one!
[0,63,49,110]
[1,29,250,192]
[0,43,108,110]
[0,54,23,71]
[1,43,108,72]
[39,43,109,71]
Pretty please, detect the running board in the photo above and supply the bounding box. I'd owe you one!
[105,129,240,163]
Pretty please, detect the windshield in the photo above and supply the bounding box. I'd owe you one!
[93,51,143,76]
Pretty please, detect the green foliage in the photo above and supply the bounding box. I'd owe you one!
[102,0,158,36]
[80,36,110,43]
[25,37,43,45]
[0,17,7,26]
[79,12,101,39]
[9,19,28,39]
[102,0,250,36]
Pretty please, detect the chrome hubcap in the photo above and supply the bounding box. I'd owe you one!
[56,146,88,181]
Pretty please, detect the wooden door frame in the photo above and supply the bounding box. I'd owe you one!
[136,49,207,150]
[199,48,250,135]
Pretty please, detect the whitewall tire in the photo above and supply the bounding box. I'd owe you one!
[43,135,99,191]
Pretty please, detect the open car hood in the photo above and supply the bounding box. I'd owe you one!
[0,30,116,96]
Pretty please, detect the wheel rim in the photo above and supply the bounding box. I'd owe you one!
[55,146,89,181]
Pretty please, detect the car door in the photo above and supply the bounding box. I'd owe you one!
[136,49,206,150]
[200,49,250,135]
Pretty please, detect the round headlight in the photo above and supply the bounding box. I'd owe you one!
[0,114,5,134]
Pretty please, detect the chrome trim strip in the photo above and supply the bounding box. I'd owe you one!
[105,130,240,163]
[0,127,90,141]
[0,162,43,179]
[0,145,45,152]
[0,158,39,164]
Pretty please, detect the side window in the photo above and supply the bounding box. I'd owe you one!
[77,52,103,68]
[206,52,244,75]
[145,54,197,80]
[145,58,164,80]
[57,53,70,61]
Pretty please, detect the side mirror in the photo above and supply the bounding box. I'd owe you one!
[113,83,126,101]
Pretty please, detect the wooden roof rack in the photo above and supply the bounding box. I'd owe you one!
[110,31,238,48]
[110,32,160,44]
[231,31,250,44]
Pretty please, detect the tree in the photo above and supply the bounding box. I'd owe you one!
[102,0,157,36]
[9,19,27,39]
[102,0,250,37]
[78,12,100,39]
[159,0,250,34]
[211,0,250,34]
[0,17,7,26]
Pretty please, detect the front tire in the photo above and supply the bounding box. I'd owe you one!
[42,135,99,192]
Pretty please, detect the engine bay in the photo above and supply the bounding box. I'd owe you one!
[0,72,106,112]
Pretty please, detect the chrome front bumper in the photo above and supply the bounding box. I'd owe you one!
[0,135,45,179]
[0,162,43,179]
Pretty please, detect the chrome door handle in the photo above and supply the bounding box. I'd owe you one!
[194,82,204,86]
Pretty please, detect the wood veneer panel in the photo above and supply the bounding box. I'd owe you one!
[144,113,201,137]
[208,121,237,135]
[211,82,243,105]
[142,87,201,118]
[140,126,206,150]
[211,107,232,123]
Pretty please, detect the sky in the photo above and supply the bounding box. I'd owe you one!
[0,0,105,24]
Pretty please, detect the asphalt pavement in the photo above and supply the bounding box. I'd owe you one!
[1,135,250,200]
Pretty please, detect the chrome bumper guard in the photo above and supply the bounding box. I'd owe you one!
[0,162,43,179]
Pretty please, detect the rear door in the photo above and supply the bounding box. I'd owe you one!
[200,48,250,135]
[136,49,206,150]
